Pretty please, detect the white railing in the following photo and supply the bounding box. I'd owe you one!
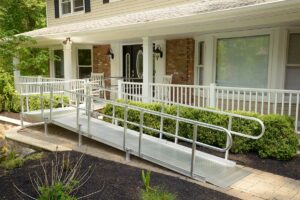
[150,83,211,107]
[120,81,143,102]
[118,81,300,134]
[15,75,85,103]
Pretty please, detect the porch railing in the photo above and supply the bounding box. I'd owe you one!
[119,82,300,134]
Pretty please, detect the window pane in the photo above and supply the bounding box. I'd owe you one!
[54,50,64,78]
[74,0,84,12]
[197,67,203,85]
[78,49,91,65]
[79,67,92,79]
[285,67,300,90]
[287,33,300,64]
[216,35,270,88]
[62,0,71,14]
[198,42,204,65]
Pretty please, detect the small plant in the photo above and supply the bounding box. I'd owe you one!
[25,152,44,161]
[14,152,103,200]
[142,170,153,192]
[0,149,24,170]
[141,170,176,200]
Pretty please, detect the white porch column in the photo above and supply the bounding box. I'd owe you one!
[63,38,74,80]
[49,49,55,78]
[142,37,153,103]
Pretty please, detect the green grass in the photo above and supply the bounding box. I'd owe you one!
[141,187,176,200]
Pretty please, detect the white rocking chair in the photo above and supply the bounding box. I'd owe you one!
[90,72,106,99]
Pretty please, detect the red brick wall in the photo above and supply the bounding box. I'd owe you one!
[93,45,111,77]
[166,38,195,85]
[93,45,111,99]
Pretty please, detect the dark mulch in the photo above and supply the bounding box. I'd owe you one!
[180,142,300,181]
[0,112,20,120]
[0,151,238,200]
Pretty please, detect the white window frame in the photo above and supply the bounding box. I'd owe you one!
[77,47,93,79]
[194,40,205,85]
[60,0,85,17]
[212,29,274,89]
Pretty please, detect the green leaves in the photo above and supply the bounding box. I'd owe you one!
[142,170,152,192]
[103,101,299,160]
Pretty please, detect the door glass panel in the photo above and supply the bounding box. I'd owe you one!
[54,50,64,78]
[125,53,131,78]
[216,35,270,88]
[136,50,143,78]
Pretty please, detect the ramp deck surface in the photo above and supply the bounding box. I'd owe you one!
[48,112,250,188]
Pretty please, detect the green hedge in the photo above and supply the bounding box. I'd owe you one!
[10,94,69,113]
[103,101,299,160]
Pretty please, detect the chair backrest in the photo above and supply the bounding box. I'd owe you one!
[91,72,105,87]
[162,75,173,84]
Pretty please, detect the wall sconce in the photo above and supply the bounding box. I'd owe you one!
[107,48,114,60]
[62,37,72,45]
[153,45,163,60]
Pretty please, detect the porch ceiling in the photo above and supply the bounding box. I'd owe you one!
[21,0,300,47]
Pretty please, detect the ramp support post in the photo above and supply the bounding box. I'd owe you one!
[225,116,232,160]
[78,124,82,147]
[190,125,197,178]
[20,92,24,128]
[44,117,49,136]
[125,149,132,162]
[139,110,144,157]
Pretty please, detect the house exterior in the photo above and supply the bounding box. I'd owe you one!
[21,0,300,91]
[18,0,300,132]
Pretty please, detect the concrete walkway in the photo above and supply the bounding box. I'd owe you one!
[3,123,300,200]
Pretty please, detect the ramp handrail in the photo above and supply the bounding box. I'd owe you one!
[20,84,265,163]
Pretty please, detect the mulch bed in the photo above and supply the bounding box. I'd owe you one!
[0,112,20,121]
[0,151,238,200]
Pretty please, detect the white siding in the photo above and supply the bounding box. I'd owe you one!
[47,0,196,27]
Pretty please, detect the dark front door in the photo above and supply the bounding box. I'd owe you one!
[123,44,143,82]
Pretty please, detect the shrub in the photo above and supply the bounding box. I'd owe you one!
[103,101,299,160]
[10,93,69,113]
[38,181,78,200]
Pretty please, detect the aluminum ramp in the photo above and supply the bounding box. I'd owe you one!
[51,112,250,188]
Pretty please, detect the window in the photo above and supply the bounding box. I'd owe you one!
[61,0,84,15]
[78,49,92,79]
[285,33,300,90]
[103,0,121,4]
[73,0,84,12]
[216,35,270,88]
[54,50,64,78]
[196,41,204,85]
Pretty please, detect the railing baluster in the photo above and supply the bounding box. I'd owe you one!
[288,93,292,116]
[295,94,299,133]
[281,93,285,115]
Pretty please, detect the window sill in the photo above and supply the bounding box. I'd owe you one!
[60,11,85,18]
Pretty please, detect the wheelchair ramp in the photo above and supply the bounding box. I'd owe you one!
[51,113,250,188]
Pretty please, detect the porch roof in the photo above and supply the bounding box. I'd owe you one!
[21,0,300,45]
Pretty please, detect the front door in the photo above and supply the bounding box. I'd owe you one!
[123,44,143,82]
